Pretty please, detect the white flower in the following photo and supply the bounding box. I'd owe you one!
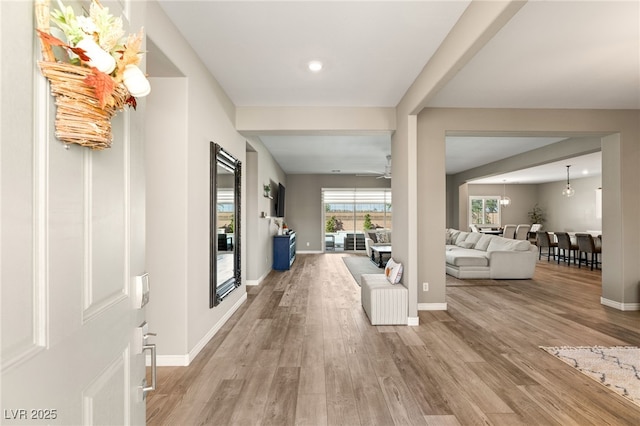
[76,37,116,74]
[76,16,98,35]
[123,65,151,97]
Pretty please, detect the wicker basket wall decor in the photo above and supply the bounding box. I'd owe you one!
[35,0,136,150]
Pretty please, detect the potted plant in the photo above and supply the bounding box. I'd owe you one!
[528,203,546,226]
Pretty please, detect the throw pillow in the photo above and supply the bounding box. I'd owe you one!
[448,230,460,245]
[456,241,475,249]
[455,231,469,244]
[385,258,403,284]
[474,234,494,251]
[464,232,482,245]
[367,231,378,243]
[376,231,390,244]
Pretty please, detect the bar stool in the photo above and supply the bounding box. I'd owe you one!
[576,233,601,270]
[555,232,578,265]
[536,231,557,261]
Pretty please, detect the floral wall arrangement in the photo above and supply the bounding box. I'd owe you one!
[35,0,150,149]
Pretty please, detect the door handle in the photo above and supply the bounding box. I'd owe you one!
[142,343,156,399]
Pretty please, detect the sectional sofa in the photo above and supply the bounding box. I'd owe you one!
[445,229,537,279]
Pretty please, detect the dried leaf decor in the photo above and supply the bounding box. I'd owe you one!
[115,29,144,76]
[125,96,137,110]
[36,29,91,62]
[84,67,115,109]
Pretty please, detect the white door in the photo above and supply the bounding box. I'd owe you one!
[1,1,148,424]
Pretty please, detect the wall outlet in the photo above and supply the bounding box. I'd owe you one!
[423,282,429,291]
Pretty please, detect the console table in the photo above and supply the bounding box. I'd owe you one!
[273,232,296,271]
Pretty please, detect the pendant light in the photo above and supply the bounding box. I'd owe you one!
[499,180,511,207]
[562,165,575,197]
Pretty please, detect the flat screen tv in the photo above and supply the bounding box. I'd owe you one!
[275,183,285,217]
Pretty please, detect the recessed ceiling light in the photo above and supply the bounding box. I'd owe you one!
[308,60,323,72]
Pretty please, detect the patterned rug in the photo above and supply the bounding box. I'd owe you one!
[540,346,640,407]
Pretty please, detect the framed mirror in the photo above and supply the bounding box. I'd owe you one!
[210,142,241,308]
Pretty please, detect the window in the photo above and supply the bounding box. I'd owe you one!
[322,188,392,251]
[469,196,501,226]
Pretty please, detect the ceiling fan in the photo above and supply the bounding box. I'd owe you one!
[358,155,392,179]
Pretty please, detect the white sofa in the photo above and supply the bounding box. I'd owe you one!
[364,229,391,257]
[445,229,537,279]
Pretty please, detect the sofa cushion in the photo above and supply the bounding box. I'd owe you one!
[464,232,482,246]
[445,249,489,267]
[455,231,469,244]
[384,257,403,284]
[486,237,531,252]
[474,234,494,251]
[456,241,475,249]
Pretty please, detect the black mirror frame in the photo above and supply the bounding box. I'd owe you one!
[210,142,242,308]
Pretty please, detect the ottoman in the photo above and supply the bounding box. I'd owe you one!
[360,274,408,325]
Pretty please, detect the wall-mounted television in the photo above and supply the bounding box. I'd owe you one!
[275,183,285,217]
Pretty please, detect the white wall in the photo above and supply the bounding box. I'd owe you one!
[245,137,286,284]
[145,1,248,365]
[537,176,602,232]
[145,77,188,357]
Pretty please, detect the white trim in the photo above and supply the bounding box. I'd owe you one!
[407,317,419,326]
[296,250,323,254]
[147,292,248,367]
[600,297,640,311]
[188,292,247,363]
[246,269,270,286]
[418,303,448,311]
[155,355,189,367]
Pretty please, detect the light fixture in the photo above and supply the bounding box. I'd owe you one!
[562,165,575,197]
[499,180,511,207]
[308,60,323,72]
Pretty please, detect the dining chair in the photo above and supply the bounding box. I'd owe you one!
[555,232,578,265]
[576,233,601,270]
[536,231,557,261]
[502,224,517,239]
[515,224,531,240]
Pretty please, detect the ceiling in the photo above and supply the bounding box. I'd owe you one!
[155,1,639,181]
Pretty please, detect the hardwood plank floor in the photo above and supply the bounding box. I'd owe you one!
[147,254,640,425]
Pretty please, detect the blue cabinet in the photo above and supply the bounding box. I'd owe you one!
[273,233,296,271]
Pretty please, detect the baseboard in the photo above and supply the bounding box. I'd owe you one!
[188,292,248,363]
[407,317,419,326]
[600,297,640,311]
[418,303,448,311]
[147,292,248,367]
[155,354,189,366]
[246,269,271,286]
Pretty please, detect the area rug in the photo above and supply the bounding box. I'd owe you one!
[342,255,383,286]
[540,346,640,407]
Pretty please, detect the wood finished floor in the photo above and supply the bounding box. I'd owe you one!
[147,254,640,425]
